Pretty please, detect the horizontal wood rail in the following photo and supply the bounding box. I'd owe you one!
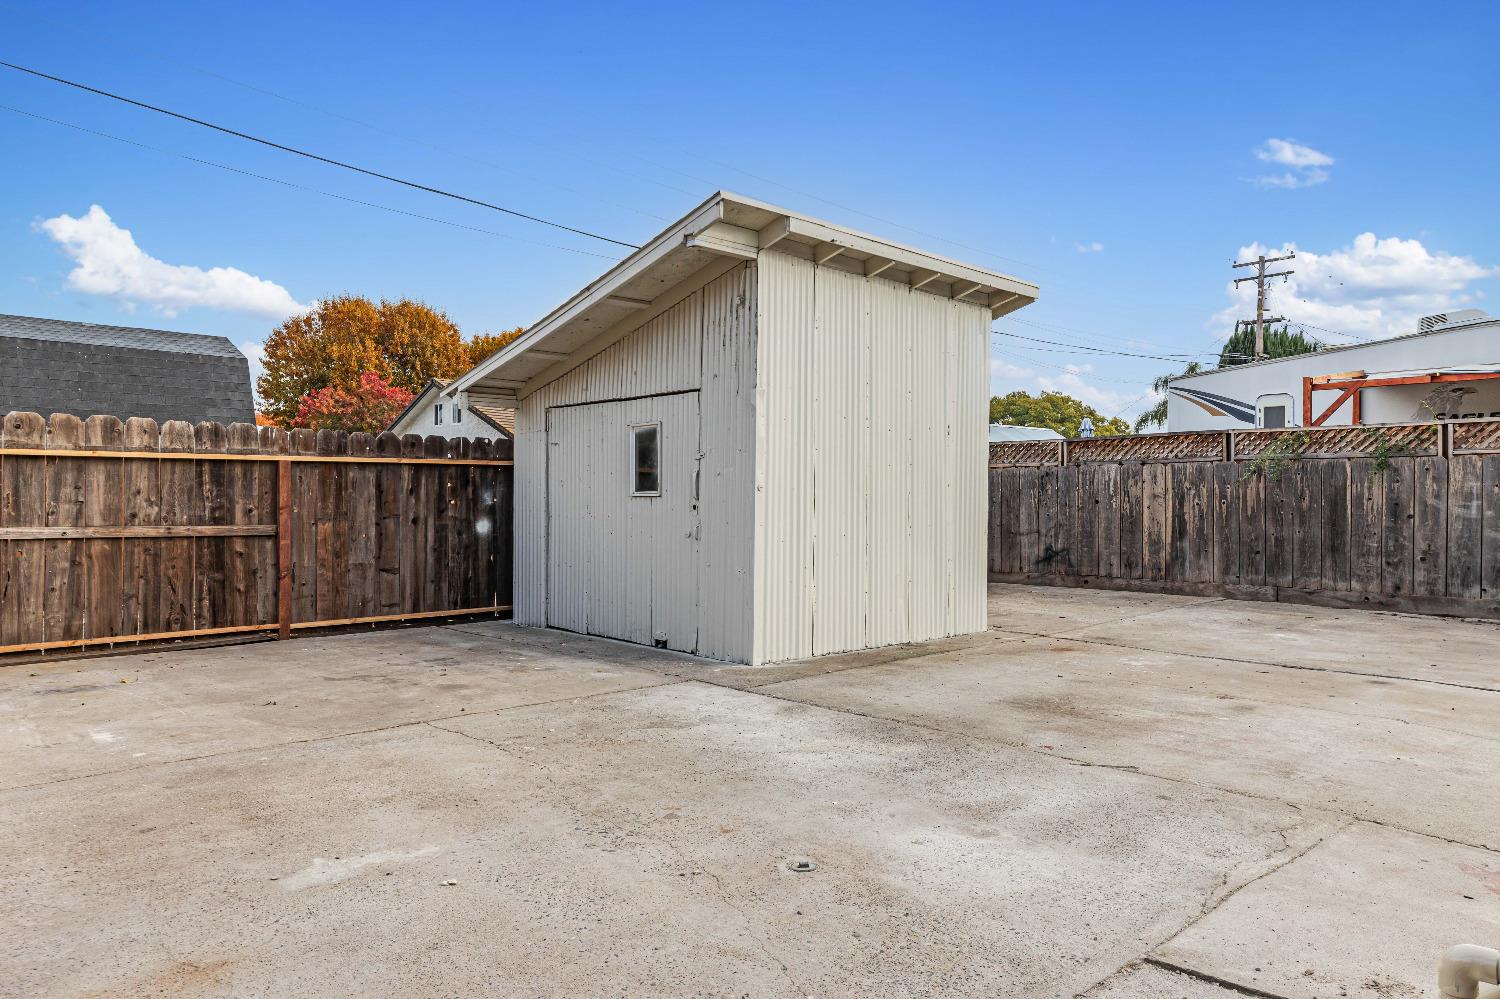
[0,448,512,466]
[0,606,513,656]
[0,525,276,541]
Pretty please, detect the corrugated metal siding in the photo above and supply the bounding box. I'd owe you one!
[950,301,990,635]
[514,263,757,662]
[867,279,915,648]
[697,263,758,661]
[512,427,548,626]
[752,251,816,664]
[753,249,990,664]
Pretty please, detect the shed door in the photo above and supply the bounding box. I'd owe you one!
[546,393,700,652]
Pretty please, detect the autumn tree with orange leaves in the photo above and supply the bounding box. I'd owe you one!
[257,295,495,427]
[465,327,524,367]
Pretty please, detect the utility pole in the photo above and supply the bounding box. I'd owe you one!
[1232,252,1295,359]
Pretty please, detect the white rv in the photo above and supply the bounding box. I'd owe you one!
[1166,310,1500,431]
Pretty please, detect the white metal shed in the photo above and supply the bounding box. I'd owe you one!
[449,192,1038,665]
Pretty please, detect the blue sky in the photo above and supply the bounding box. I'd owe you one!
[4,1,1497,424]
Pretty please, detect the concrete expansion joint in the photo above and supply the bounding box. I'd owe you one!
[1138,957,1296,999]
[1026,624,1500,697]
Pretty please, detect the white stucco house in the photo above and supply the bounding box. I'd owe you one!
[449,191,1039,665]
[386,378,514,441]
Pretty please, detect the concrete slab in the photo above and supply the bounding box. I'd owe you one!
[0,681,1327,998]
[0,623,678,789]
[1156,822,1500,999]
[759,635,1500,850]
[1056,592,1500,692]
[4,587,1499,996]
[986,584,1218,639]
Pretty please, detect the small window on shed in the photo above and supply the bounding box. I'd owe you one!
[631,423,660,496]
[434,404,445,426]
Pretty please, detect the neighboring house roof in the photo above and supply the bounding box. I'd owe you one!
[470,403,515,436]
[0,312,254,425]
[989,423,1064,442]
[448,191,1040,407]
[385,377,514,438]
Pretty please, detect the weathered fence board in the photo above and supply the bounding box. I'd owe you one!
[991,420,1500,619]
[1,412,513,658]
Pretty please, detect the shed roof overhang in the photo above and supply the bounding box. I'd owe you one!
[447,191,1039,406]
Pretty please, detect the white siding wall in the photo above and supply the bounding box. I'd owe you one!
[513,263,757,662]
[390,395,503,440]
[753,250,989,664]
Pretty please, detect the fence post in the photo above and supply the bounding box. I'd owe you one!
[277,459,293,640]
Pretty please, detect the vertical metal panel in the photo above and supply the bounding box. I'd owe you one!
[905,287,948,642]
[753,251,991,663]
[811,267,871,655]
[697,263,758,661]
[867,280,914,648]
[950,299,990,635]
[511,425,547,626]
[752,251,817,664]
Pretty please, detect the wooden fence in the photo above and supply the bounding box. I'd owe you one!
[988,419,1500,618]
[1,411,513,658]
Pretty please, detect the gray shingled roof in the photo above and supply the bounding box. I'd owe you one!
[0,313,255,425]
[0,313,244,357]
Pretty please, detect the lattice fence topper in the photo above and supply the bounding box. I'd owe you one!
[1069,432,1226,463]
[1232,423,1440,459]
[988,439,1063,467]
[1450,419,1500,454]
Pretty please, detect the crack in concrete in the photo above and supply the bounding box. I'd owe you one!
[422,720,562,782]
[1139,957,1297,999]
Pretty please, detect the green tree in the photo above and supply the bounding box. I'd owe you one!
[990,390,1131,437]
[1217,324,1321,367]
[1134,361,1204,432]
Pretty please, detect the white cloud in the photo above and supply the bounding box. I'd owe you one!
[1075,241,1105,254]
[37,205,308,319]
[1212,233,1498,341]
[1256,138,1333,169]
[1034,362,1141,415]
[1251,138,1333,188]
[990,354,1156,423]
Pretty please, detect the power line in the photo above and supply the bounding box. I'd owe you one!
[992,346,1157,387]
[994,329,1211,363]
[0,104,625,260]
[0,59,642,251]
[1,1,677,224]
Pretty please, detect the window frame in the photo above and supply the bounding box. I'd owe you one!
[434,403,445,426]
[629,421,662,497]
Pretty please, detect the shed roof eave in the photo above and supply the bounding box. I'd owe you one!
[447,191,1039,401]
